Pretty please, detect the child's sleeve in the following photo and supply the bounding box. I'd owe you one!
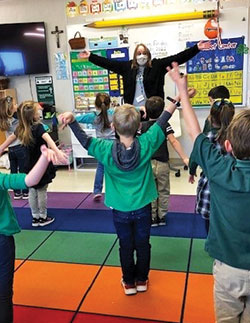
[190,134,225,180]
[0,173,27,191]
[75,112,96,124]
[69,120,93,149]
[189,156,198,176]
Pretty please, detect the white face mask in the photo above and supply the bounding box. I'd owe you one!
[136,54,148,66]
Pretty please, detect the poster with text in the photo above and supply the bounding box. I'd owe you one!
[186,37,244,106]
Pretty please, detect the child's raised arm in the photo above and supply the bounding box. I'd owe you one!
[168,62,201,142]
[25,145,57,187]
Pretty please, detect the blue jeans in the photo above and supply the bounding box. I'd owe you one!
[93,162,104,194]
[0,235,15,323]
[113,204,151,285]
[8,145,29,195]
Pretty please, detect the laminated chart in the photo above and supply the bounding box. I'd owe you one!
[70,48,129,111]
[70,50,109,111]
[186,37,244,106]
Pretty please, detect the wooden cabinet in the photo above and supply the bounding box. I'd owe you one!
[0,88,17,144]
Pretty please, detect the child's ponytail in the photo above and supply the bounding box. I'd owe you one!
[95,93,111,131]
[210,99,235,147]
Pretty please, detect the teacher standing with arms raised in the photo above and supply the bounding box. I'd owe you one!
[79,41,210,107]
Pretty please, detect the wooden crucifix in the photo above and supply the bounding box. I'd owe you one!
[51,26,64,48]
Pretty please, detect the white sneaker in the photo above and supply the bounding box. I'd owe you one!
[136,280,148,292]
[121,280,137,296]
[93,193,102,201]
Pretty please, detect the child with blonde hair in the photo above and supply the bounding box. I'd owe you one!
[0,96,29,199]
[59,100,177,296]
[2,101,66,227]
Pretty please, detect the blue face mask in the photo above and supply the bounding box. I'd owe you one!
[136,54,148,66]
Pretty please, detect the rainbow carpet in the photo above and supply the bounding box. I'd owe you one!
[12,192,214,323]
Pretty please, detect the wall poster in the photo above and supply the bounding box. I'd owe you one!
[70,47,129,111]
[186,37,245,106]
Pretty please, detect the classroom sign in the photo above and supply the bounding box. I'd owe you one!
[186,37,244,106]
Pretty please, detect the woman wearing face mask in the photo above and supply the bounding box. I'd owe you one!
[79,41,210,107]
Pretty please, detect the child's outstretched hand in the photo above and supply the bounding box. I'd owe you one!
[167,62,188,92]
[40,145,57,163]
[56,149,68,164]
[58,112,75,130]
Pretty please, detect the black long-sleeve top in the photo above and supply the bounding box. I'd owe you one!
[89,44,200,104]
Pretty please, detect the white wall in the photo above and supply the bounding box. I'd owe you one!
[0,0,249,156]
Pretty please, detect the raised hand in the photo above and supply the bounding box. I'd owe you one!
[167,62,188,92]
[197,40,212,51]
[78,50,90,59]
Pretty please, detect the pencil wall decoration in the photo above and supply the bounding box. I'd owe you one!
[85,10,218,28]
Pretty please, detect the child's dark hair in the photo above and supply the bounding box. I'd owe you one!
[208,86,230,100]
[210,99,235,147]
[95,93,111,131]
[145,96,164,119]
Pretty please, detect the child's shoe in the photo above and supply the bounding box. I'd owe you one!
[151,218,159,227]
[136,280,148,292]
[22,193,29,200]
[39,216,55,227]
[158,217,166,226]
[14,193,22,200]
[32,218,40,227]
[121,280,137,296]
[93,193,102,201]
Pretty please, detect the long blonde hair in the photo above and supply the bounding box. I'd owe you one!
[0,96,14,131]
[16,101,39,146]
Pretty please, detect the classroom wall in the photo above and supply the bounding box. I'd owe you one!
[0,0,249,157]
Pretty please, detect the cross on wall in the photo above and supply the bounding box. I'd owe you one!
[51,26,64,48]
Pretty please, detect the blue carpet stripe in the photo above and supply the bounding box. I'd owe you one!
[15,207,207,239]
